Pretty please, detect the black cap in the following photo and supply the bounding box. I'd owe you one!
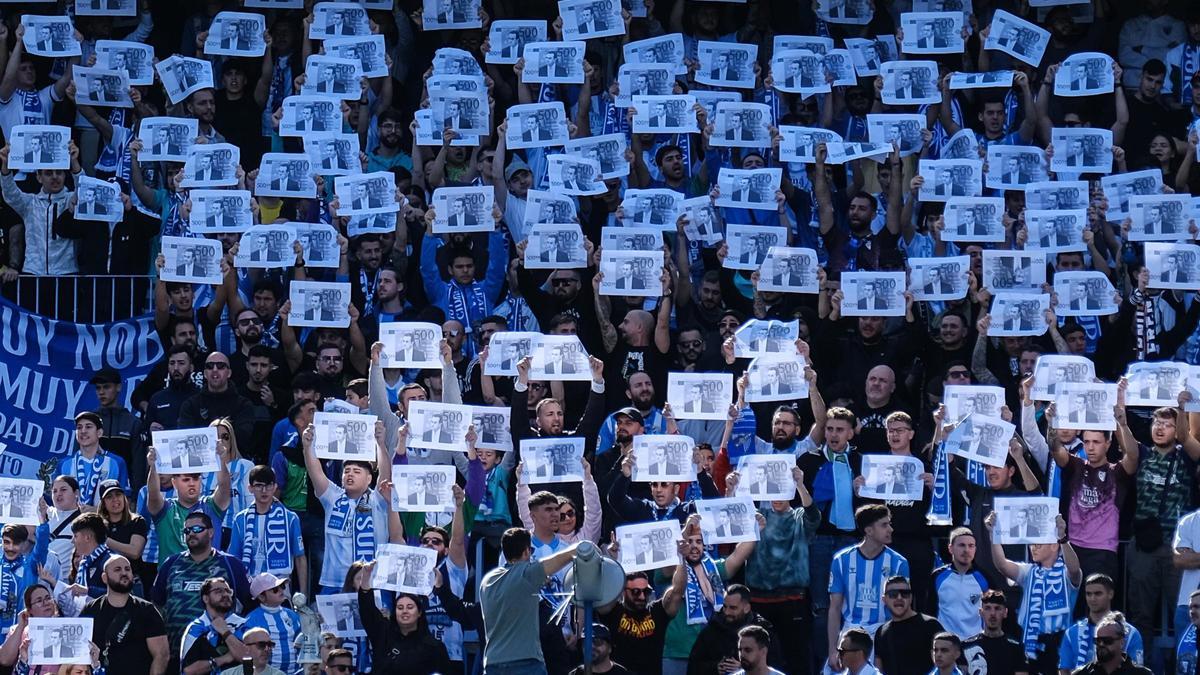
[89,367,120,385]
[98,479,123,499]
[614,407,644,425]
[74,411,103,428]
[591,623,611,642]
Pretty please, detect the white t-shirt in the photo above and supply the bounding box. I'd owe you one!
[0,85,59,139]
[1176,508,1200,606]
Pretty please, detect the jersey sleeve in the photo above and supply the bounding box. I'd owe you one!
[828,552,846,595]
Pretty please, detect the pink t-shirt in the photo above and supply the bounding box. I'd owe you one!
[1062,455,1131,551]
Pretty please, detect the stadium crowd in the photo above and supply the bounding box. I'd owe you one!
[7,0,1200,674]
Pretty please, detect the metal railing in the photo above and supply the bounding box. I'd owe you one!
[1,275,153,323]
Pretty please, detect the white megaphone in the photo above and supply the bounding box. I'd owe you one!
[564,541,625,605]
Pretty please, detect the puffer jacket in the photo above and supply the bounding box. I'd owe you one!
[1,171,79,275]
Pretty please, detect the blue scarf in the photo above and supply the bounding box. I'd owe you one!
[72,451,108,505]
[601,96,620,136]
[684,556,724,625]
[0,557,18,626]
[1022,557,1071,658]
[812,447,854,531]
[446,280,489,351]
[328,491,377,562]
[677,132,692,178]
[927,441,953,525]
[242,502,294,573]
[17,88,44,126]
[727,407,758,463]
[1179,43,1200,105]
[75,544,110,587]
[264,54,293,136]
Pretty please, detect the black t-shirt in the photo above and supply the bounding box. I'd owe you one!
[874,613,944,675]
[960,633,1028,675]
[82,594,167,673]
[600,600,671,675]
[106,516,150,554]
[854,399,907,453]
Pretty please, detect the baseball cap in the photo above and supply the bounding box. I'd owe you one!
[74,411,103,429]
[504,157,531,182]
[591,623,611,643]
[97,480,123,500]
[614,407,644,425]
[250,572,288,598]
[89,367,121,385]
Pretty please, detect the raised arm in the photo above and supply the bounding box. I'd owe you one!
[812,145,836,235]
[984,511,1021,581]
[300,424,332,497]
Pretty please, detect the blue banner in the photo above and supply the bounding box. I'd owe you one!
[0,297,162,480]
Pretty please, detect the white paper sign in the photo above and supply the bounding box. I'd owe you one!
[632,435,695,483]
[391,465,456,512]
[944,385,1005,422]
[28,618,92,665]
[666,372,733,421]
[988,292,1050,337]
[152,427,220,474]
[289,281,352,328]
[0,478,47,526]
[1125,361,1187,408]
[733,319,799,358]
[372,544,437,594]
[522,437,585,483]
[696,497,759,544]
[160,236,223,285]
[859,455,925,501]
[757,247,819,294]
[745,356,809,403]
[945,414,1014,468]
[616,521,682,573]
[1054,271,1119,316]
[529,335,592,381]
[909,256,970,302]
[1054,383,1117,431]
[313,411,378,460]
[1031,355,1096,402]
[993,496,1058,544]
[483,331,539,376]
[735,455,796,501]
[841,271,906,317]
[984,10,1051,67]
[981,250,1047,294]
[407,401,473,452]
[316,593,366,638]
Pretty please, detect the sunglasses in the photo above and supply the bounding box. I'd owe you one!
[837,647,863,655]
[237,317,263,326]
[184,524,209,535]
[947,370,970,378]
[328,665,353,672]
[551,278,577,286]
[1094,636,1121,646]
[627,587,652,596]
[885,589,913,598]
[650,482,672,488]
[247,641,275,649]
[204,362,229,370]
[559,510,576,520]
[420,537,445,546]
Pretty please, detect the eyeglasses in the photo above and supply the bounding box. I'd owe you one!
[650,482,671,488]
[420,537,445,546]
[885,588,913,598]
[836,647,863,655]
[680,339,704,349]
[626,587,652,596]
[1094,636,1121,646]
[319,355,343,362]
[947,370,970,379]
[559,510,576,520]
[529,383,547,390]
[443,330,461,338]
[204,362,229,370]
[250,482,274,490]
[246,641,275,649]
[885,426,912,434]
[183,524,209,534]
[30,595,54,606]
